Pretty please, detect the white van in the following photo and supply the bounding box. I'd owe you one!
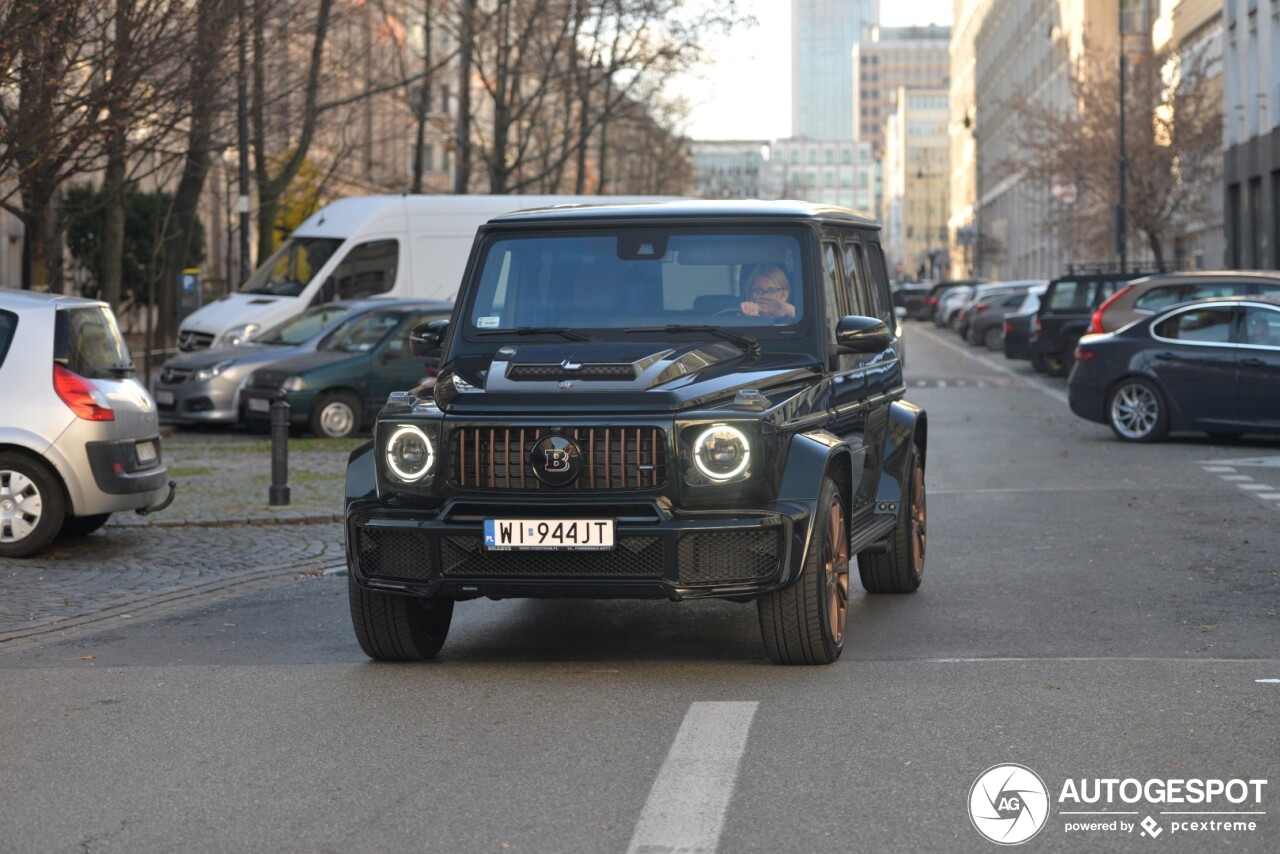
[177,194,675,351]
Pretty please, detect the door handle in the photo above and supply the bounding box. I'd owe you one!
[1240,357,1266,367]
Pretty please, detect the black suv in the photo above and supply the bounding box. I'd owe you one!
[1032,270,1151,376]
[342,201,929,665]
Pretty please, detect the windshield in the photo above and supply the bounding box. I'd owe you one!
[463,229,806,336]
[320,310,404,353]
[240,236,343,297]
[254,304,357,346]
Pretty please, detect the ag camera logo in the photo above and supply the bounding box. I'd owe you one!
[969,764,1050,845]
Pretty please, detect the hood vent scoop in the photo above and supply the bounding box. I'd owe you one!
[506,362,638,381]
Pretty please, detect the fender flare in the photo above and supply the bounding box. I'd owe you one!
[870,400,927,519]
[345,440,377,509]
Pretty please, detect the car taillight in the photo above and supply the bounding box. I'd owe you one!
[53,365,115,421]
[1074,346,1097,361]
[1033,314,1041,333]
[1004,320,1014,333]
[974,302,990,313]
[926,297,938,306]
[1090,284,1133,334]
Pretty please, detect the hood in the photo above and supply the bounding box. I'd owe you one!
[177,292,298,336]
[248,349,360,388]
[435,340,822,414]
[160,343,272,370]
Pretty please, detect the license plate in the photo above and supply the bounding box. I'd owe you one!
[136,440,157,464]
[484,519,614,551]
[154,390,174,406]
[247,397,271,413]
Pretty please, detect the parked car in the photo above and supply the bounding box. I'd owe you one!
[154,299,394,426]
[892,282,935,320]
[1003,310,1039,361]
[1032,270,1152,376]
[0,289,174,557]
[922,279,984,323]
[965,284,1047,349]
[1089,270,1280,333]
[241,300,452,438]
[343,199,930,664]
[934,285,977,328]
[952,281,1040,341]
[1068,296,1280,442]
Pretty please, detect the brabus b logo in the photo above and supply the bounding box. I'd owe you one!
[530,435,581,486]
[969,764,1050,845]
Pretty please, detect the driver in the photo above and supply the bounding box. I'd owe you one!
[740,264,796,319]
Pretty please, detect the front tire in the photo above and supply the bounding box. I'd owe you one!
[858,445,926,593]
[349,576,453,661]
[0,453,66,558]
[1107,378,1169,442]
[758,476,848,665]
[311,391,362,439]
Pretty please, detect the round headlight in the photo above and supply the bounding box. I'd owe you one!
[385,425,434,482]
[692,424,750,481]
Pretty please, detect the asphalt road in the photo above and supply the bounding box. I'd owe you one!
[1,322,1277,853]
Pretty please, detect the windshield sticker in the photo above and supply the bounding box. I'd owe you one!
[476,316,500,329]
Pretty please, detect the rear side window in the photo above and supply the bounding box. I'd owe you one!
[1133,286,1188,311]
[1153,307,1234,343]
[865,242,894,325]
[0,310,15,368]
[54,306,132,379]
[331,239,399,300]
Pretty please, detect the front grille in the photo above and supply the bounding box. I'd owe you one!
[441,535,664,578]
[356,527,436,581]
[449,426,668,492]
[507,363,638,381]
[178,331,214,352]
[677,530,780,585]
[159,367,192,384]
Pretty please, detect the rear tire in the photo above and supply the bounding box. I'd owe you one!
[0,453,66,558]
[59,513,111,538]
[858,445,926,593]
[984,327,1003,351]
[349,576,453,661]
[1106,378,1169,442]
[311,391,362,439]
[758,476,848,665]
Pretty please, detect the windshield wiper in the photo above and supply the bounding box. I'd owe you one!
[623,325,760,358]
[474,327,592,342]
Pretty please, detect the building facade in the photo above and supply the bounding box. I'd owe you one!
[791,0,879,140]
[763,138,874,211]
[947,0,991,279]
[690,141,769,199]
[883,88,950,280]
[853,25,951,157]
[1222,0,1280,269]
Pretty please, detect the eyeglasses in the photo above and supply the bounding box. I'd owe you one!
[751,286,787,298]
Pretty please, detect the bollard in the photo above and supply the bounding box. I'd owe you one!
[269,390,291,506]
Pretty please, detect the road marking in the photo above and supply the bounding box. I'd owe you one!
[627,701,758,854]
[1257,679,1280,684]
[1199,460,1280,508]
[910,323,1069,403]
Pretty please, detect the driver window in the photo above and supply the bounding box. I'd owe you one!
[330,239,399,300]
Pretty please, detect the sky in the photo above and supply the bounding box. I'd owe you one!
[677,0,954,141]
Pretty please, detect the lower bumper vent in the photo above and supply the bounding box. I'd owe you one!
[677,530,780,585]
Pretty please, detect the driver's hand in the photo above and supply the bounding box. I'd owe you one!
[739,300,761,316]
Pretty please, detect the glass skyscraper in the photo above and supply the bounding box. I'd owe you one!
[791,0,879,140]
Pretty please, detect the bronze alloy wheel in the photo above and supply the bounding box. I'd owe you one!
[909,456,926,574]
[826,495,850,643]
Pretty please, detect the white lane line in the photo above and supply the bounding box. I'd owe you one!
[1256,493,1280,500]
[1238,483,1275,491]
[627,701,758,854]
[1221,475,1254,481]
[1202,466,1237,473]
[1257,679,1280,684]
[912,324,1069,403]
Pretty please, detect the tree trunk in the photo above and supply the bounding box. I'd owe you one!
[101,148,127,306]
[454,0,475,193]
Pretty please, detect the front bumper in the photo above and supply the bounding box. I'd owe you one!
[345,496,816,602]
[153,380,240,424]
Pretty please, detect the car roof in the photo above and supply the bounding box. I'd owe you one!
[0,288,107,311]
[485,198,881,229]
[1126,270,1280,287]
[1164,294,1280,310]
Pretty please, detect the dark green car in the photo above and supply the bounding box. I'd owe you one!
[241,300,451,438]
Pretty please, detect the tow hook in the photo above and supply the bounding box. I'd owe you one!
[136,480,177,516]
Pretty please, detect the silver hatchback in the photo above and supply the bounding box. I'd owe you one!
[0,289,174,557]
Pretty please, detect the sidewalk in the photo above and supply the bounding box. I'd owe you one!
[108,430,363,527]
[0,430,361,643]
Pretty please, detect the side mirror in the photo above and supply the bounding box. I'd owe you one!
[836,315,891,353]
[410,318,449,356]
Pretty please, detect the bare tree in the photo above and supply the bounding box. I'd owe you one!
[1007,42,1221,267]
